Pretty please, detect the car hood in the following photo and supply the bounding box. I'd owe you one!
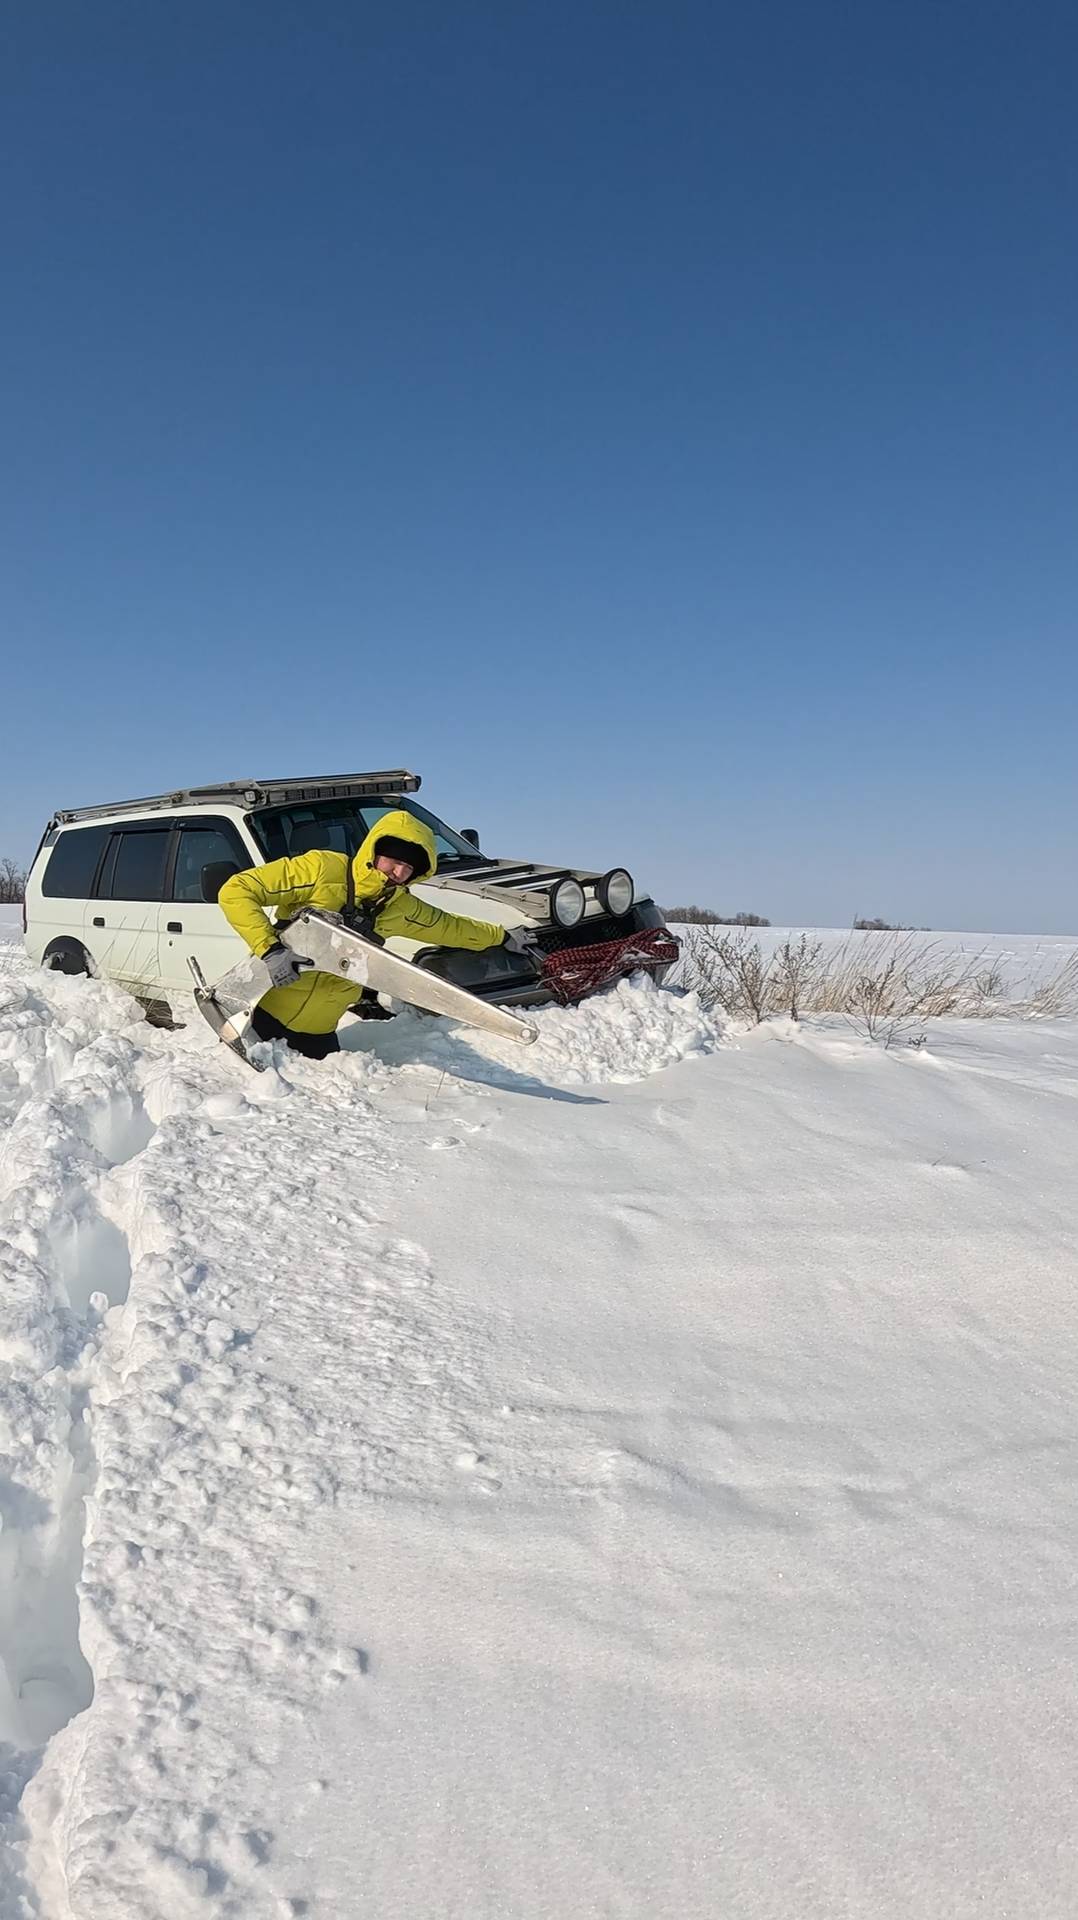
[409,857,631,928]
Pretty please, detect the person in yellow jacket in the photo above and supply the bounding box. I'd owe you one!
[219,809,529,1059]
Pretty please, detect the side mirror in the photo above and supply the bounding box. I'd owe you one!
[460,827,480,849]
[202,860,240,902]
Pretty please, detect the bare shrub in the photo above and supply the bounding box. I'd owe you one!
[972,963,1005,1001]
[840,941,936,1046]
[684,927,823,1022]
[773,934,825,1022]
[681,928,1078,1045]
[0,857,27,904]
[1021,952,1078,1018]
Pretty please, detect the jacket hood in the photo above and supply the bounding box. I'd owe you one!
[352,808,437,882]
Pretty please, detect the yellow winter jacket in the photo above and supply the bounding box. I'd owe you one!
[218,809,506,1033]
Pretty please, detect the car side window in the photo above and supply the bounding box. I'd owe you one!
[41,824,111,897]
[105,829,172,902]
[171,824,248,902]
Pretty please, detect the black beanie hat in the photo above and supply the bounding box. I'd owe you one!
[373,834,430,879]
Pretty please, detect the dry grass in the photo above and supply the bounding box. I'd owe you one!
[679,928,1078,1047]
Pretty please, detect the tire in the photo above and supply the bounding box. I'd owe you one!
[137,996,184,1030]
[43,938,93,976]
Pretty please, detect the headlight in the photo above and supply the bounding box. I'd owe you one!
[597,868,634,917]
[549,877,585,928]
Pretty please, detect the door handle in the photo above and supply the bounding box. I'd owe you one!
[167,921,182,934]
[93,916,105,927]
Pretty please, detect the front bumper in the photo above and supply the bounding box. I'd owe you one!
[414,902,676,1007]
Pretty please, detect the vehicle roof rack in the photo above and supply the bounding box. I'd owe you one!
[50,770,422,828]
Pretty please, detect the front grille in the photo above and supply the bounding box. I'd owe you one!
[534,904,662,954]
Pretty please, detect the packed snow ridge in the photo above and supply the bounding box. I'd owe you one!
[2,910,1077,1917]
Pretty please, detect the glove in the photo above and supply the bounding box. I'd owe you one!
[262,941,315,989]
[502,927,539,958]
[350,989,396,1022]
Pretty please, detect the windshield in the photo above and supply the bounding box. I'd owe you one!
[249,797,488,868]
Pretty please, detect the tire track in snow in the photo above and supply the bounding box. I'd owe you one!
[0,969,162,1916]
[2,964,501,1914]
[13,1018,448,1915]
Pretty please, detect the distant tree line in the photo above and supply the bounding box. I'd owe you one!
[0,858,27,904]
[663,907,928,931]
[663,906,771,926]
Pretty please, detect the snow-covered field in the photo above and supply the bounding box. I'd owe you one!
[3,905,1078,1918]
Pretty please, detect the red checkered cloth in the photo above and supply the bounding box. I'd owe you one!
[539,927,681,1006]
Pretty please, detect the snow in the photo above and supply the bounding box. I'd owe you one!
[2,924,1078,1917]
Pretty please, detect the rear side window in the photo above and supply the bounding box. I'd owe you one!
[171,824,249,902]
[41,825,110,898]
[105,829,172,902]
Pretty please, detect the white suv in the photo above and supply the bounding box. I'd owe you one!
[24,771,674,1013]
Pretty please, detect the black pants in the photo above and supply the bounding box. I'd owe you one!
[250,1005,340,1059]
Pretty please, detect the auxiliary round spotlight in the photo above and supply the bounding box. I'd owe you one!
[549,877,586,928]
[597,868,634,917]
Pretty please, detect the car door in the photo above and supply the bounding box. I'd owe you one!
[88,823,172,992]
[157,817,254,993]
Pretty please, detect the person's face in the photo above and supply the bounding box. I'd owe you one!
[374,852,415,885]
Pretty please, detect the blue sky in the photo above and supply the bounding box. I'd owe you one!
[2,1,1075,930]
